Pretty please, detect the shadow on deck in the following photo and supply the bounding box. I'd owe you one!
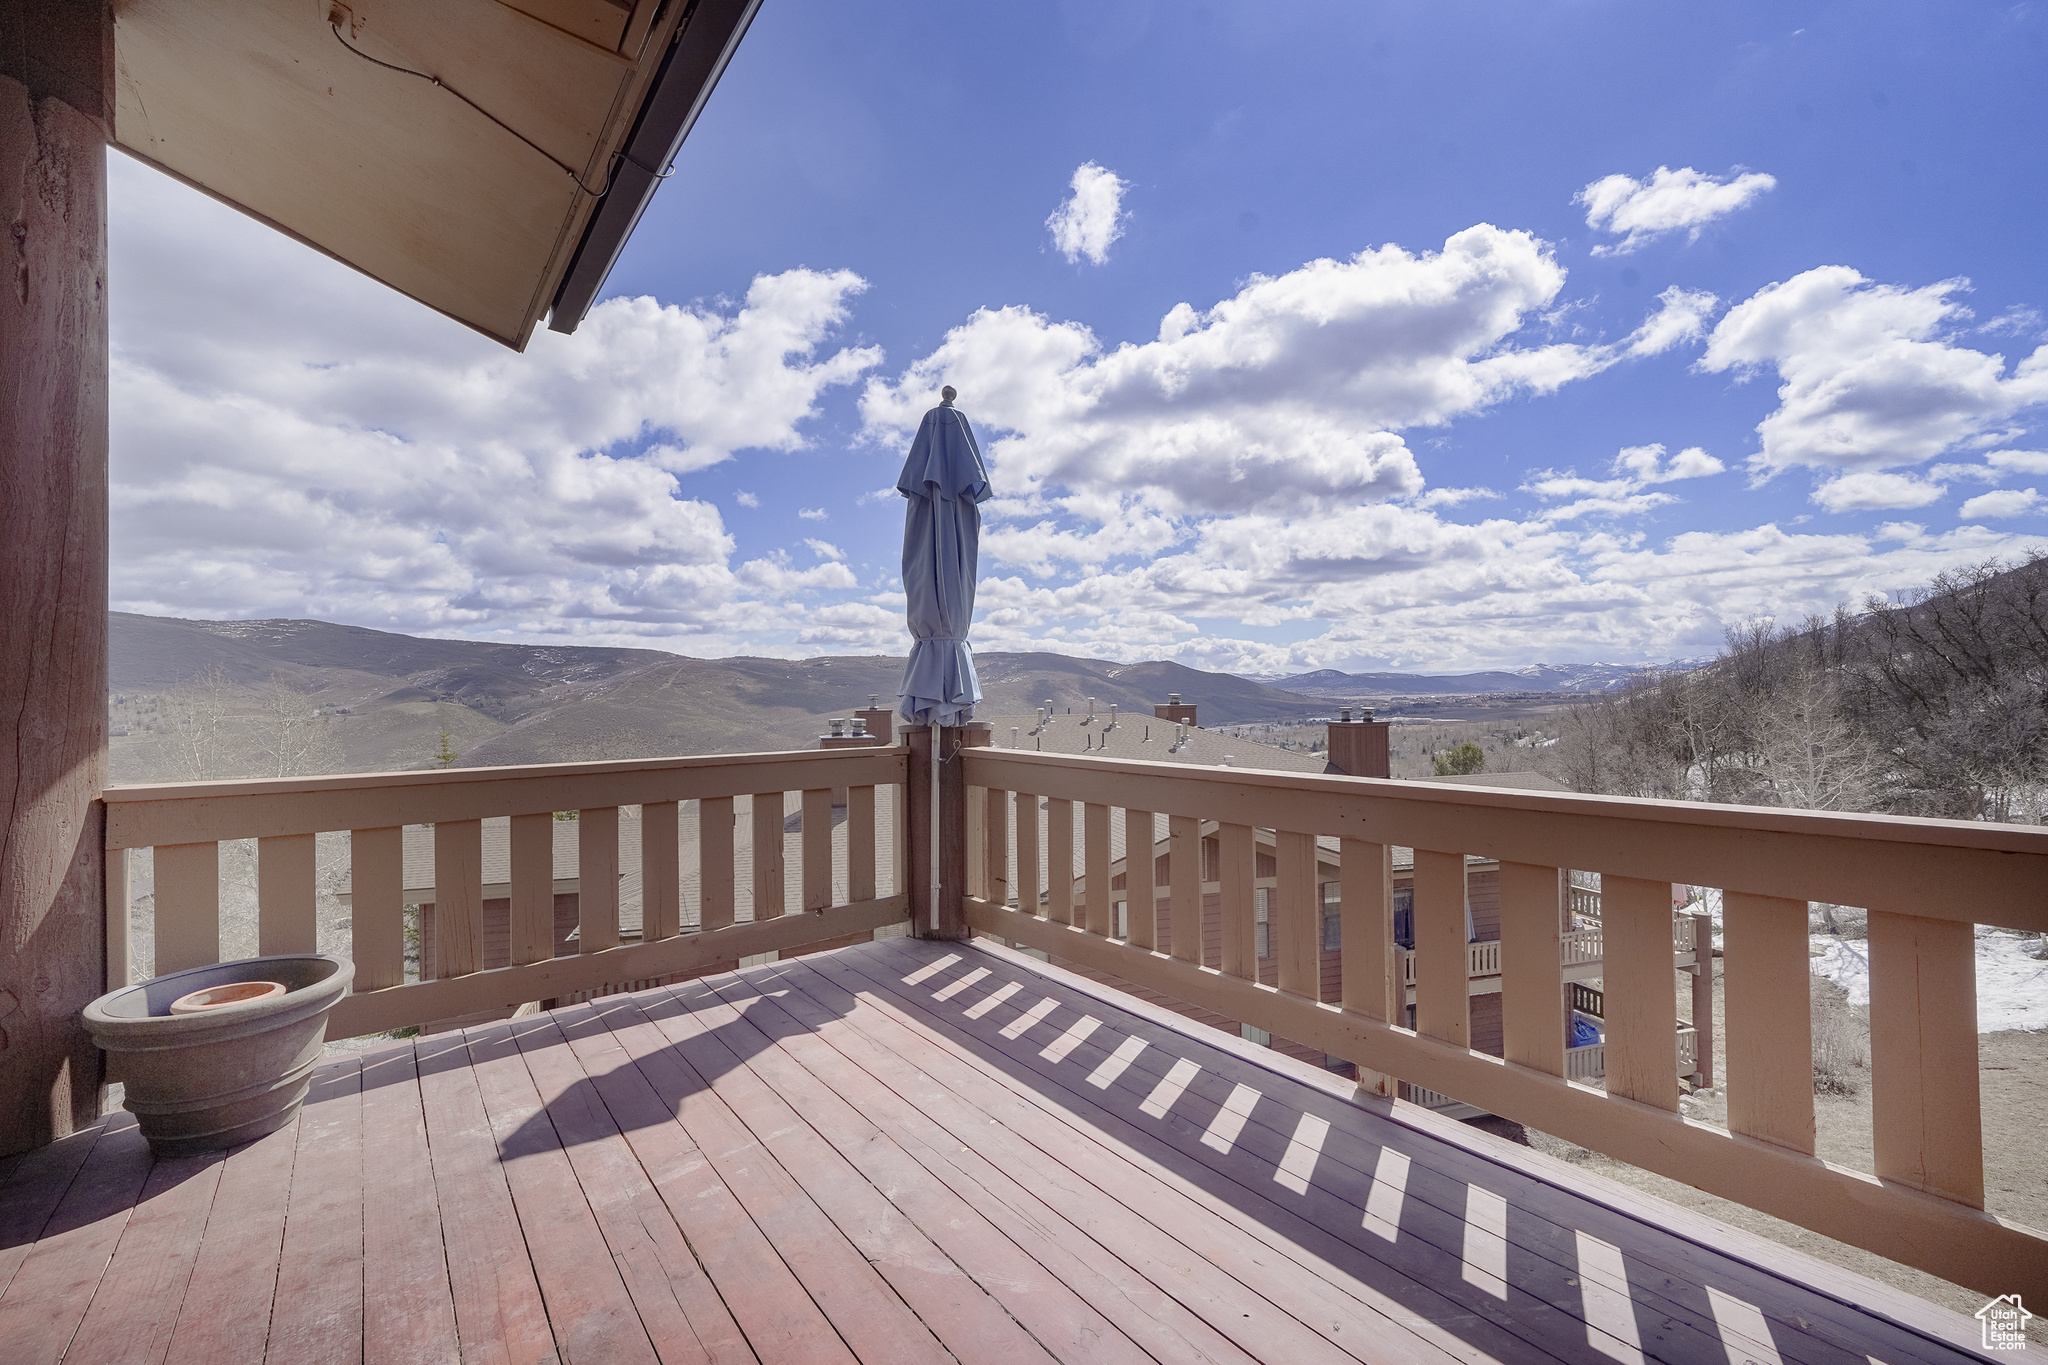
[0,937,2011,1365]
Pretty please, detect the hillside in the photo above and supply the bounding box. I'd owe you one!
[108,614,1335,780]
[1262,662,1687,697]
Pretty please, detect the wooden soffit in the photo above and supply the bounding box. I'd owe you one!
[112,0,699,350]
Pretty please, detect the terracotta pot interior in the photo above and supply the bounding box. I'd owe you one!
[168,980,287,1015]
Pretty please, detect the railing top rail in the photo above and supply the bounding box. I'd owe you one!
[964,748,2048,932]
[105,745,910,851]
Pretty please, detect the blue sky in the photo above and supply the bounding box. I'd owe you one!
[109,1,2048,672]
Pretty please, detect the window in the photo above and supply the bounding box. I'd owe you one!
[1393,888,1415,949]
[1320,881,1341,950]
[1241,1023,1272,1046]
[1254,887,1271,959]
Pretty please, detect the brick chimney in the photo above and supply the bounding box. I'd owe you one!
[1326,704,1390,778]
[819,708,888,749]
[1153,691,1198,728]
[853,694,895,745]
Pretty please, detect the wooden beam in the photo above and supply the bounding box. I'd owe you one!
[0,0,113,1153]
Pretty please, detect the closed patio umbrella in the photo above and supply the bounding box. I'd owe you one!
[896,385,992,930]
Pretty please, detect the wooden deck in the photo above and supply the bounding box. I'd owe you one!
[0,937,2010,1365]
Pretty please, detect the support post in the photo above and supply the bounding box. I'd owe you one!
[0,0,113,1155]
[908,726,969,939]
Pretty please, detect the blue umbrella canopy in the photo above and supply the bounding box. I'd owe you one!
[897,391,993,727]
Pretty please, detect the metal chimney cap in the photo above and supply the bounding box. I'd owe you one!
[1338,705,1352,723]
[850,717,867,735]
[828,717,846,735]
[1168,692,1181,704]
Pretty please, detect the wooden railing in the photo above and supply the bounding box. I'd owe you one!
[956,746,2048,1297]
[1567,883,1601,921]
[104,747,910,1037]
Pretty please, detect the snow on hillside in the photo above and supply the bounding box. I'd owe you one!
[1811,929,2048,1034]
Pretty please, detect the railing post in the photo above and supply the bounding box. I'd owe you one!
[1499,862,1566,1078]
[1869,909,1984,1207]
[1340,838,1396,1097]
[908,726,969,939]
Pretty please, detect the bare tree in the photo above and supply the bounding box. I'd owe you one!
[254,679,342,777]
[156,664,242,781]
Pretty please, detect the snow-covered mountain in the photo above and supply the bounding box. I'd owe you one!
[1252,660,1708,697]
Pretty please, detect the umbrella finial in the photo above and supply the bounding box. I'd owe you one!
[941,385,957,404]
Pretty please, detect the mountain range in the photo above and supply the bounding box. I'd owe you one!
[109,612,1683,779]
[1256,662,1701,697]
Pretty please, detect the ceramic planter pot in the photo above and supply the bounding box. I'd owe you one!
[82,954,354,1156]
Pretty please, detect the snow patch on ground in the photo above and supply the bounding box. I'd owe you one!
[1810,930,2048,1034]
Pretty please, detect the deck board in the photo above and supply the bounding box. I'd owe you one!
[506,1012,748,1365]
[844,938,1796,1365]
[266,1058,365,1365]
[2,938,2010,1364]
[357,1042,460,1365]
[413,1030,558,1365]
[614,983,1069,1365]
[161,1117,298,1365]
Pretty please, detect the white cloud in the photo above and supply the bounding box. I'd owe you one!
[1613,443,1726,483]
[862,225,1710,524]
[1988,449,2048,474]
[1519,443,1723,521]
[855,485,900,505]
[109,155,878,650]
[1046,162,1130,265]
[1810,471,1947,513]
[1576,165,1776,256]
[1700,267,2048,476]
[1960,488,2042,519]
[797,507,829,521]
[803,538,846,560]
[736,490,761,507]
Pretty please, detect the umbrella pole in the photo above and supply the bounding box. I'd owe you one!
[930,725,941,933]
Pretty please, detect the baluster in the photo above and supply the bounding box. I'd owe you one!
[1276,830,1317,997]
[802,787,833,913]
[257,832,318,955]
[1084,802,1112,936]
[1602,875,1678,1110]
[1219,822,1255,978]
[701,796,735,930]
[965,782,987,901]
[1413,849,1468,1047]
[1499,862,1566,1078]
[1168,814,1200,961]
[751,791,785,920]
[579,806,620,952]
[154,841,220,975]
[510,813,555,962]
[1869,909,1983,1206]
[106,847,132,990]
[987,787,1011,906]
[848,785,877,903]
[1015,791,1041,917]
[435,819,485,976]
[1047,798,1075,924]
[1126,808,1158,949]
[350,827,404,990]
[1340,838,1396,1095]
[642,801,680,941]
[1722,892,1814,1153]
